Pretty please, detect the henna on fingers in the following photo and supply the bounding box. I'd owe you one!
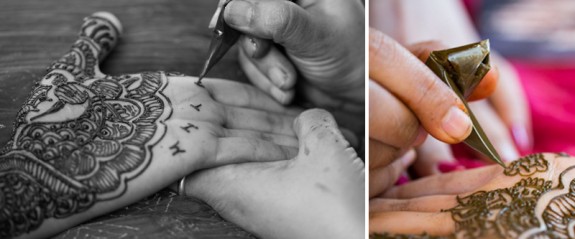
[0,13,173,238]
[375,153,575,239]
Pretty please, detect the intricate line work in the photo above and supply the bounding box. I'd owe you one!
[375,153,575,239]
[371,233,449,239]
[166,71,185,77]
[504,153,548,177]
[446,177,553,238]
[181,123,199,133]
[190,103,202,112]
[169,141,186,156]
[0,15,172,238]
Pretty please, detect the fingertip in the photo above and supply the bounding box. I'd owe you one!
[223,0,254,29]
[468,65,499,101]
[268,66,296,90]
[399,149,416,168]
[293,109,337,139]
[511,124,533,154]
[440,106,473,143]
[412,126,428,147]
[240,35,271,59]
[270,87,294,105]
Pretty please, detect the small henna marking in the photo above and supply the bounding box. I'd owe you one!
[190,104,202,112]
[169,141,186,156]
[181,123,199,133]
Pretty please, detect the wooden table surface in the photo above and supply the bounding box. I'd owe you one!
[0,1,252,238]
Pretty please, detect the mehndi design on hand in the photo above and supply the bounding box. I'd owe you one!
[0,11,301,238]
[374,153,575,239]
[0,12,172,237]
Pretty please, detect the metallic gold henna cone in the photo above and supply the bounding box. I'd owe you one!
[425,40,504,166]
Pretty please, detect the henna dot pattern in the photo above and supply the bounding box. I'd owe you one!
[0,13,172,238]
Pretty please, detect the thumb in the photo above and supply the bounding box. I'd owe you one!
[223,0,320,53]
[293,109,350,158]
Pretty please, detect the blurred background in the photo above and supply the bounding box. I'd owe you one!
[470,0,575,156]
[371,0,575,164]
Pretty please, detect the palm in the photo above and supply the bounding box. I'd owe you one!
[0,12,299,238]
[183,109,365,239]
[370,153,575,239]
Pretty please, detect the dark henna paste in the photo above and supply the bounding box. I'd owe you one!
[190,103,202,112]
[0,14,172,238]
[181,123,199,133]
[169,141,186,156]
[374,153,575,239]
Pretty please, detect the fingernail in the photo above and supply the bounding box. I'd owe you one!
[500,143,520,162]
[225,0,253,27]
[269,67,287,89]
[511,125,532,153]
[441,107,472,141]
[396,173,410,185]
[412,126,428,147]
[248,37,258,58]
[271,87,287,104]
[400,150,416,167]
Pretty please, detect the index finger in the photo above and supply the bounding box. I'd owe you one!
[369,28,472,144]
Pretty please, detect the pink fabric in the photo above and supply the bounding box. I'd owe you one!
[513,62,575,155]
[444,61,575,172]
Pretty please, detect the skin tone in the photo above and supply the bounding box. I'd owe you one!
[3,12,302,238]
[368,28,499,198]
[181,109,365,239]
[220,0,365,133]
[371,0,531,172]
[171,2,366,238]
[370,153,575,238]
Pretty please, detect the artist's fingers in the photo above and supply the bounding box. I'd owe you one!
[369,139,398,170]
[369,80,426,153]
[384,165,500,199]
[224,105,296,136]
[369,149,415,198]
[489,57,532,153]
[469,101,519,162]
[370,211,454,235]
[407,41,498,101]
[203,78,300,115]
[238,45,296,104]
[224,128,298,147]
[370,29,471,144]
[413,137,456,176]
[215,137,297,167]
[224,0,322,54]
[370,195,457,213]
[239,35,272,60]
